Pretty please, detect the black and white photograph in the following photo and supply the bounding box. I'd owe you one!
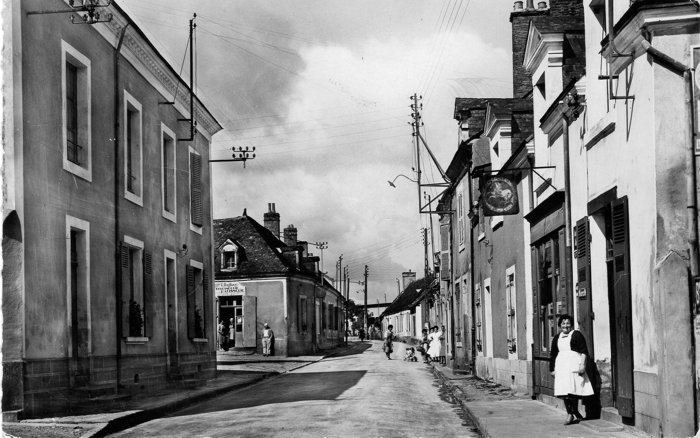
[2,0,700,437]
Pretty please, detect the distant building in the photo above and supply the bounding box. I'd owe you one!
[213,204,345,355]
[2,0,222,417]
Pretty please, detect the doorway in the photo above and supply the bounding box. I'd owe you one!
[165,254,177,369]
[67,222,90,388]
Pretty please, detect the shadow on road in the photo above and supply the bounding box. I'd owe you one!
[168,371,367,417]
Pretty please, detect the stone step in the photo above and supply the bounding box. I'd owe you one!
[2,409,22,422]
[70,383,116,399]
[581,418,625,433]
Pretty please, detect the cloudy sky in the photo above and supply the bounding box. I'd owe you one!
[119,0,514,305]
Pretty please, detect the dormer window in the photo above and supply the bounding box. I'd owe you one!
[220,241,239,271]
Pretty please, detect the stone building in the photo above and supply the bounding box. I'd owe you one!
[2,0,222,417]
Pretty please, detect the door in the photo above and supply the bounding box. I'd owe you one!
[242,296,257,348]
[609,197,634,417]
[70,230,90,384]
[165,257,178,368]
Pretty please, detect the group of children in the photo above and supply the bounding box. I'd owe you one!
[403,325,446,365]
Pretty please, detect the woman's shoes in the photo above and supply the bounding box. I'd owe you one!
[573,411,584,421]
[564,414,580,425]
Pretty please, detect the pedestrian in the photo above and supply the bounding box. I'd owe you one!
[359,328,365,342]
[439,324,447,366]
[427,326,441,362]
[550,314,594,425]
[262,323,274,357]
[420,328,430,362]
[229,318,235,348]
[383,325,395,360]
[217,319,226,351]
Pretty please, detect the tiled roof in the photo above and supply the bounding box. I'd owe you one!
[213,215,291,277]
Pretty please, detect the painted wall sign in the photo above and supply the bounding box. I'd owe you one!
[482,175,519,216]
[215,281,245,296]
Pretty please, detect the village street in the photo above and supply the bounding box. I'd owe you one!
[110,342,478,438]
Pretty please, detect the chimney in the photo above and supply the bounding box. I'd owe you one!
[263,203,280,238]
[284,224,298,247]
[402,270,417,290]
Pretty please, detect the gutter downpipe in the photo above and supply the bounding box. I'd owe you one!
[114,23,129,390]
[640,38,699,431]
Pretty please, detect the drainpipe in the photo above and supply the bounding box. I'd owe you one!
[561,111,575,316]
[640,38,698,430]
[114,23,130,389]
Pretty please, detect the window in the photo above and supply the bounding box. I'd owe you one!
[121,236,152,340]
[124,91,143,204]
[161,123,177,222]
[220,241,238,271]
[506,267,517,355]
[189,149,203,230]
[62,41,91,181]
[298,296,308,333]
[532,236,561,353]
[186,261,207,339]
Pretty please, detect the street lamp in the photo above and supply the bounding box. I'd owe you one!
[387,174,417,187]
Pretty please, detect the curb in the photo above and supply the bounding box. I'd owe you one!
[428,364,489,438]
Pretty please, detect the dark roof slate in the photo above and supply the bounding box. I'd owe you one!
[381,275,438,317]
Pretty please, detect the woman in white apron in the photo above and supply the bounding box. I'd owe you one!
[549,314,594,425]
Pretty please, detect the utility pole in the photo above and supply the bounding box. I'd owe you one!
[343,266,348,344]
[364,265,369,333]
[423,228,429,279]
[313,241,328,274]
[411,94,423,214]
[425,192,436,268]
[337,254,343,291]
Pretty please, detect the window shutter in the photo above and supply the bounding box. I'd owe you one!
[120,243,131,338]
[441,253,450,280]
[611,196,635,417]
[202,271,208,338]
[575,217,593,354]
[186,265,196,339]
[190,153,203,226]
[143,250,153,337]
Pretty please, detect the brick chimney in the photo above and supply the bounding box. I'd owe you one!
[402,271,417,289]
[283,224,298,247]
[263,203,280,238]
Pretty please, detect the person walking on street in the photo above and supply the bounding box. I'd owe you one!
[550,314,594,425]
[262,323,274,357]
[439,324,447,366]
[383,325,395,360]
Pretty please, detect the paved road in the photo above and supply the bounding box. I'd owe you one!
[111,341,479,437]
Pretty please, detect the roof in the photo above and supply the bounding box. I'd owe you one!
[213,215,294,277]
[381,275,438,317]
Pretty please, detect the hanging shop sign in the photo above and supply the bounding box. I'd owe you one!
[215,281,245,296]
[482,175,519,216]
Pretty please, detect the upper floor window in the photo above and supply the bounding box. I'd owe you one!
[457,192,465,246]
[124,91,143,205]
[220,241,238,271]
[62,41,91,181]
[161,123,177,222]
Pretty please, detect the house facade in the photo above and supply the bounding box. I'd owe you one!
[2,0,222,418]
[213,204,345,356]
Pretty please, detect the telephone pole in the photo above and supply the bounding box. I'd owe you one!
[423,228,429,279]
[364,265,369,333]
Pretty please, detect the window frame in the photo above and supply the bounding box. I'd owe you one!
[61,41,92,181]
[66,215,92,356]
[506,265,517,357]
[122,235,149,342]
[161,123,177,222]
[123,90,143,206]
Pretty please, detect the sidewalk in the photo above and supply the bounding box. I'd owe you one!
[2,346,347,438]
[427,359,650,438]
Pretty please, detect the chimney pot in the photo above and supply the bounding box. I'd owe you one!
[537,1,547,8]
[526,0,534,9]
[513,1,523,10]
